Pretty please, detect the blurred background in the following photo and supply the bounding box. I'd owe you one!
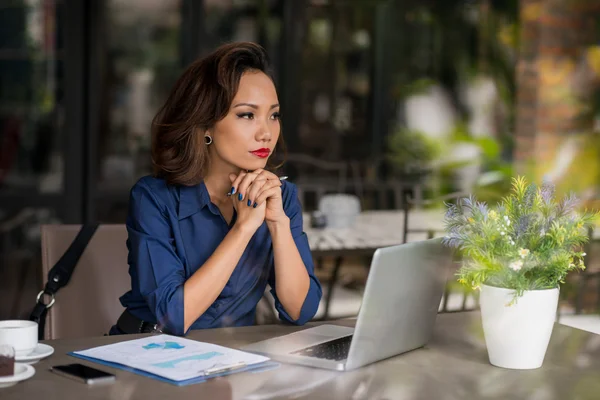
[1,0,600,329]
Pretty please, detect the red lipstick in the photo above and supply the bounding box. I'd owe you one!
[250,148,270,158]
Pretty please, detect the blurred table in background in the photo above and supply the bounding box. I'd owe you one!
[303,209,446,257]
[303,209,447,319]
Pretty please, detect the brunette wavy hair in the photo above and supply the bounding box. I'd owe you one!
[151,41,285,186]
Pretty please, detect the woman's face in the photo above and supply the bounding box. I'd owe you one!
[208,70,281,173]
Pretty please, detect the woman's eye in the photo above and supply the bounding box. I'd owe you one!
[271,112,281,120]
[237,112,254,120]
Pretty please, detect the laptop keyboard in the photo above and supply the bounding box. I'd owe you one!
[290,335,353,361]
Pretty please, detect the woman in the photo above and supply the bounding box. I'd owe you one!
[111,42,322,336]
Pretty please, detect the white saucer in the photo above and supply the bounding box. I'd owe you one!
[15,344,54,365]
[0,363,35,388]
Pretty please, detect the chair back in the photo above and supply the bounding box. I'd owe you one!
[282,153,350,211]
[40,224,130,340]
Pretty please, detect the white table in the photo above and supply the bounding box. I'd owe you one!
[303,209,446,257]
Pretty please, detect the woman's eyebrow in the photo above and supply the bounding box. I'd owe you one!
[233,102,280,109]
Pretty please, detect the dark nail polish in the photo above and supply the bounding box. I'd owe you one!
[230,187,236,195]
[238,193,243,201]
[247,199,251,207]
[253,202,257,208]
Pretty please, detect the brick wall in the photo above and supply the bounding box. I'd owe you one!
[514,0,600,180]
[514,0,541,171]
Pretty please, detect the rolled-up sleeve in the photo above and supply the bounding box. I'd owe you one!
[127,181,186,335]
[269,184,322,325]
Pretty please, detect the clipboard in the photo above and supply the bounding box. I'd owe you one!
[68,352,280,386]
[67,334,280,386]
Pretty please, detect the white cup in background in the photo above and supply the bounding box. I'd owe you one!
[0,320,38,357]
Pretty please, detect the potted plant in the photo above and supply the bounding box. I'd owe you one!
[442,176,599,369]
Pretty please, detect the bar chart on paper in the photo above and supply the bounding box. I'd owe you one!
[73,335,270,382]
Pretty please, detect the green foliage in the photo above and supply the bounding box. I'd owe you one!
[386,127,441,173]
[450,122,501,160]
[443,177,600,300]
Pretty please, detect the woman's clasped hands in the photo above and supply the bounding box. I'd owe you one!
[228,169,287,231]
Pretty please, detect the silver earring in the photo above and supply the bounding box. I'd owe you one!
[204,135,212,145]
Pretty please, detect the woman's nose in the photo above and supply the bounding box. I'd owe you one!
[255,122,272,142]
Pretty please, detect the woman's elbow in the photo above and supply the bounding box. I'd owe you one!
[146,286,186,335]
[292,290,322,325]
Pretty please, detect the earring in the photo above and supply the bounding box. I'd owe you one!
[204,135,212,145]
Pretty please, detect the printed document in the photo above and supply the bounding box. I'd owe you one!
[73,334,270,382]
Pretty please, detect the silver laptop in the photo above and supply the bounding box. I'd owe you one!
[242,238,451,371]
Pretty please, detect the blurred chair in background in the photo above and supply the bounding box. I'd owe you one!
[282,153,350,211]
[39,224,130,340]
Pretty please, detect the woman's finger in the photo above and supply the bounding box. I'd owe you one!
[256,169,278,181]
[254,185,282,206]
[229,171,247,196]
[246,178,268,207]
[236,171,261,201]
[256,178,282,197]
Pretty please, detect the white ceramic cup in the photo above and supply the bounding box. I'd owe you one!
[0,320,38,357]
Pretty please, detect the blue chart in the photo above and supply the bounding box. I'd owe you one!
[143,342,186,350]
[152,352,223,369]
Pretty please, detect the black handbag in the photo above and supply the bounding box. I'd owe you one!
[29,223,99,340]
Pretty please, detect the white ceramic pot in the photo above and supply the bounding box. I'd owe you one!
[479,284,559,370]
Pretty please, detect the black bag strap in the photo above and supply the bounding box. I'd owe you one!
[30,223,100,340]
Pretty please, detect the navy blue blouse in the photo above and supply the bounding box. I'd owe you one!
[118,176,322,336]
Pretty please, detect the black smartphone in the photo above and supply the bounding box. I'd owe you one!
[50,363,116,384]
